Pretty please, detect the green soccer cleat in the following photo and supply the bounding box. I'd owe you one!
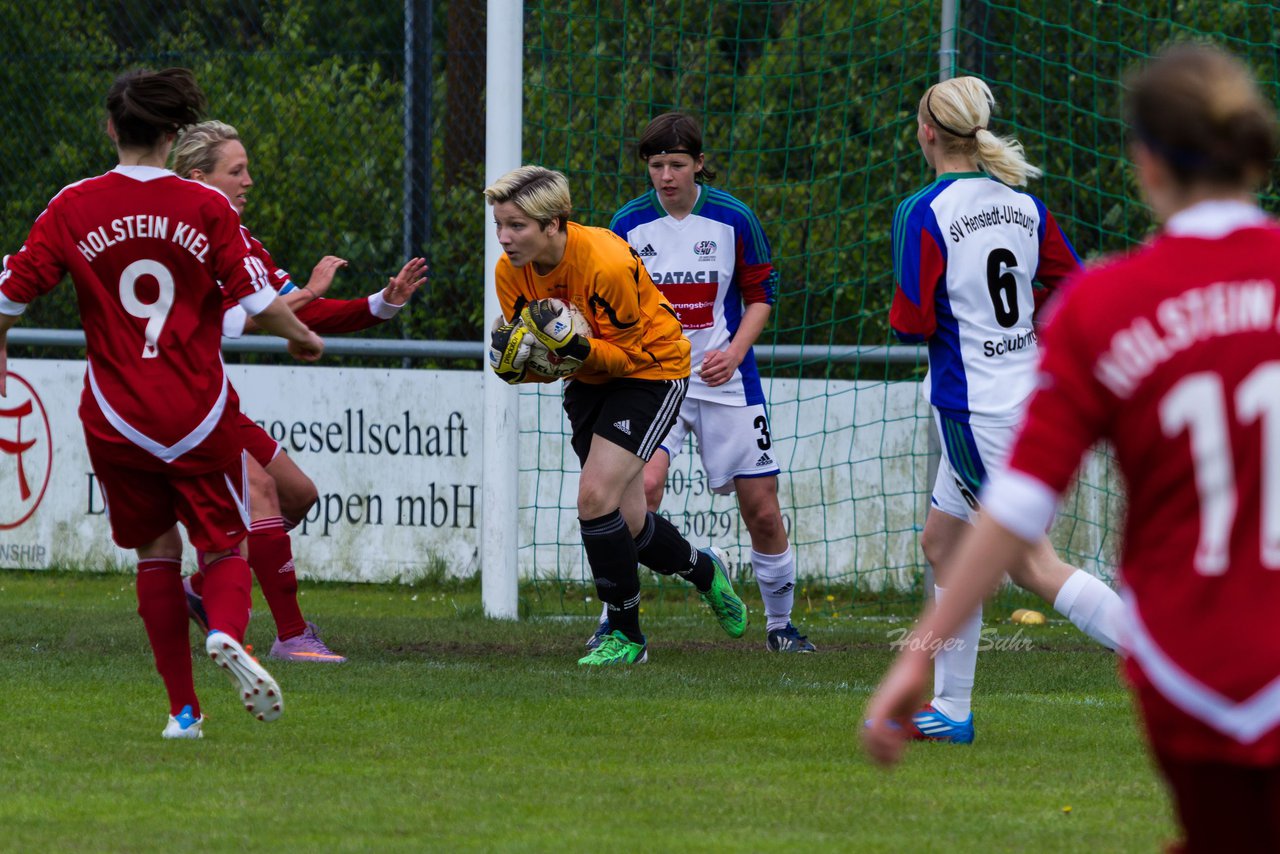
[699,547,748,638]
[577,630,648,666]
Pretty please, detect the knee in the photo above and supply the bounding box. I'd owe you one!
[742,502,786,545]
[920,525,946,569]
[577,483,617,520]
[642,469,666,513]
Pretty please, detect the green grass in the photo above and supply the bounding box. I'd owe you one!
[0,571,1175,852]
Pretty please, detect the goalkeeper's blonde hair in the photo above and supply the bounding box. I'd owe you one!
[483,165,572,230]
[172,120,241,178]
[920,77,1041,187]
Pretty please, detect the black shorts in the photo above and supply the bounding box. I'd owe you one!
[562,377,688,466]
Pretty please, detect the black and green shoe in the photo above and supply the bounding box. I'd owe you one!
[699,547,748,638]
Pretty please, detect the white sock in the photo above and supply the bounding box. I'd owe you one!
[931,584,982,721]
[600,602,609,624]
[751,547,796,632]
[1053,569,1123,651]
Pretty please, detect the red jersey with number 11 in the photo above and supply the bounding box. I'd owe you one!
[0,165,274,472]
[988,200,1280,765]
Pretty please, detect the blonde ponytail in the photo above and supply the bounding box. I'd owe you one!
[922,77,1041,186]
[973,127,1042,186]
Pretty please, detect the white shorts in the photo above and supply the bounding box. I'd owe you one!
[931,409,1016,521]
[659,398,780,495]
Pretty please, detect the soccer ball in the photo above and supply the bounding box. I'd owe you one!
[526,299,592,378]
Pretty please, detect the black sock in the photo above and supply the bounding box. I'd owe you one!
[635,511,714,592]
[580,510,643,642]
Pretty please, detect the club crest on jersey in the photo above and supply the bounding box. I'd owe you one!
[692,240,717,257]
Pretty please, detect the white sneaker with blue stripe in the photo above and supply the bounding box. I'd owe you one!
[162,704,203,739]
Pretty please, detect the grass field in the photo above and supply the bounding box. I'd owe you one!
[0,571,1174,852]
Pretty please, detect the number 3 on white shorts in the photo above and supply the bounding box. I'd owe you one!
[119,259,175,359]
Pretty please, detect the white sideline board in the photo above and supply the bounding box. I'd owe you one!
[0,360,481,582]
[0,359,1113,585]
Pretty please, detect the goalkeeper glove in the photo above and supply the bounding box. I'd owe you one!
[520,299,591,363]
[489,315,532,384]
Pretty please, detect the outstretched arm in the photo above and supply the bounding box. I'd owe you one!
[242,255,348,334]
[382,257,428,306]
[0,312,19,396]
[249,297,324,362]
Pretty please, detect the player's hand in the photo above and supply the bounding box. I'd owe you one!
[489,315,531,384]
[384,257,427,306]
[520,299,591,362]
[861,647,931,768]
[304,255,347,300]
[287,328,325,362]
[700,348,744,387]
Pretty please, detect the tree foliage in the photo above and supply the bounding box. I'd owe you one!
[3,1,1277,369]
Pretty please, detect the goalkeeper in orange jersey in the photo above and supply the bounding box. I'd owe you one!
[485,165,747,664]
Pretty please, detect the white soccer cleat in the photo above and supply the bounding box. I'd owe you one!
[205,631,284,722]
[162,704,204,739]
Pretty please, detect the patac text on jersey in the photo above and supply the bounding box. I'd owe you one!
[652,270,719,285]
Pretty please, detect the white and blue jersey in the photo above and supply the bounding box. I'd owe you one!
[890,172,1080,425]
[610,186,778,406]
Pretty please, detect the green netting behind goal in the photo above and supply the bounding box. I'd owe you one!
[516,0,940,617]
[514,2,1279,615]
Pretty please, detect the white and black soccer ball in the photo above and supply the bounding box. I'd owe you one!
[526,298,592,378]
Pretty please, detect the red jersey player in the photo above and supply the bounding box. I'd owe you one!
[0,68,324,739]
[170,119,427,663]
[864,44,1280,851]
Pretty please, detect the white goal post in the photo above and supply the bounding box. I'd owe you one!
[480,0,523,618]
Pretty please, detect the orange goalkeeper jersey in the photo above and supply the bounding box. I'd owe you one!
[495,221,691,383]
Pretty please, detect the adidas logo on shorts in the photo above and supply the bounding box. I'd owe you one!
[614,419,632,436]
[638,243,657,257]
[756,452,774,466]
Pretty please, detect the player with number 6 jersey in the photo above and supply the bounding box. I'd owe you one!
[867,44,1280,850]
[889,155,1079,426]
[0,68,323,739]
[887,75,1125,745]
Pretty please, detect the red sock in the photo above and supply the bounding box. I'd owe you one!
[249,517,307,641]
[136,559,199,717]
[199,551,252,643]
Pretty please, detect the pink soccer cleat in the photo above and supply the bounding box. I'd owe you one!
[269,622,347,663]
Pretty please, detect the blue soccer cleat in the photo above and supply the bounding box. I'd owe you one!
[909,703,975,744]
[766,622,817,653]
